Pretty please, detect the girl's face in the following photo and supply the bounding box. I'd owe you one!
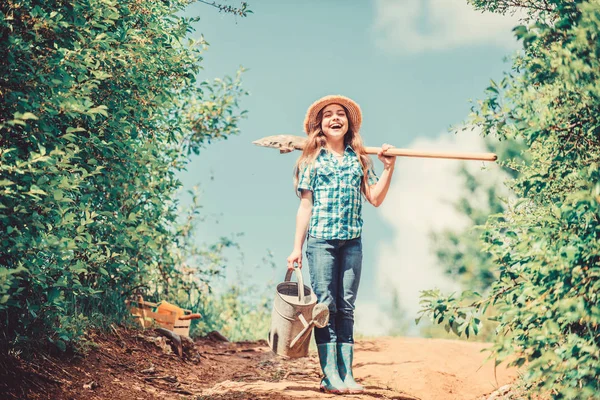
[320,103,349,141]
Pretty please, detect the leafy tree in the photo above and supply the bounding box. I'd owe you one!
[0,0,248,353]
[418,1,600,398]
[421,138,527,341]
[431,139,524,292]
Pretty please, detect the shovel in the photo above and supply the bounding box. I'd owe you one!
[253,134,497,162]
[289,303,330,349]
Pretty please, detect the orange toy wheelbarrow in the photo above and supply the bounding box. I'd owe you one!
[127,296,202,337]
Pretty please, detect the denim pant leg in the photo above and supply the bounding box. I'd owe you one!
[336,237,362,344]
[306,236,338,344]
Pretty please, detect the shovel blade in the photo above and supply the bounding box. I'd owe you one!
[252,135,307,153]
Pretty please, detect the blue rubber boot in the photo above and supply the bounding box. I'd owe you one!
[337,343,364,393]
[317,343,348,394]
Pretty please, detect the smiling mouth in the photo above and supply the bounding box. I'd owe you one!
[330,123,342,129]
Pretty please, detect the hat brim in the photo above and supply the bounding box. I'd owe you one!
[303,95,362,135]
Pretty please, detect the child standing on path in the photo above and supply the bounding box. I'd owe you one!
[286,95,396,394]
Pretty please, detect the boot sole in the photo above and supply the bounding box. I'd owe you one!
[319,386,348,394]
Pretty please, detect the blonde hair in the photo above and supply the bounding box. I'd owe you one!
[293,105,373,197]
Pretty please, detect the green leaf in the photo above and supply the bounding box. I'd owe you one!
[19,112,38,120]
[27,186,47,196]
[87,105,108,117]
[66,127,86,134]
[47,288,61,303]
[53,190,64,201]
[55,340,67,352]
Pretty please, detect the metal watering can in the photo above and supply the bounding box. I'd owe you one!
[268,267,329,358]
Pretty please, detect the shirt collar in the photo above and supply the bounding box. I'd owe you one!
[319,144,356,155]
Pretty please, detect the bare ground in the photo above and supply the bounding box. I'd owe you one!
[0,328,518,400]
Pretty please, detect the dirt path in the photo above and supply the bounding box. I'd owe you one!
[1,330,518,400]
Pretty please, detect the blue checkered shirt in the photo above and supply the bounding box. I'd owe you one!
[297,146,379,240]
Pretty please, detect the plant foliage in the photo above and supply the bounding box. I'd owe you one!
[418,1,600,398]
[0,0,248,353]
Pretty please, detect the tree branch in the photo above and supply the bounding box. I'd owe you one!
[196,0,251,17]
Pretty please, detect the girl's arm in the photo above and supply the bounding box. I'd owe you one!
[287,190,313,270]
[366,144,396,207]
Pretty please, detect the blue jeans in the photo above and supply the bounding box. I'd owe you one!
[305,235,362,344]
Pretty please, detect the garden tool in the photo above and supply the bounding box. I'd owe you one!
[268,267,330,358]
[155,327,183,357]
[289,302,329,348]
[253,134,498,161]
[127,296,201,337]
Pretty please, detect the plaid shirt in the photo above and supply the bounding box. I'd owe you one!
[297,146,378,240]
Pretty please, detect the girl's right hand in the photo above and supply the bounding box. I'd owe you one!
[287,249,302,270]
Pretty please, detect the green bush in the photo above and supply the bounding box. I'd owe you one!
[419,1,600,398]
[0,0,247,353]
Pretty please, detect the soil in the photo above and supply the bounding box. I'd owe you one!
[0,328,518,400]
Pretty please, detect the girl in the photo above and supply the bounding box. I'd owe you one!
[286,95,396,394]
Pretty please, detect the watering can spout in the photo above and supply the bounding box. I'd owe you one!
[289,303,330,349]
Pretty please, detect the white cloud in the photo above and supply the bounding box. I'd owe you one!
[373,0,522,53]
[355,301,394,337]
[372,127,505,332]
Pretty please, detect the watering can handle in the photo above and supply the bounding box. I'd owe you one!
[284,267,305,303]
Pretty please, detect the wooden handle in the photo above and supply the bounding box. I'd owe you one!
[364,147,497,162]
[179,313,202,320]
[253,135,498,162]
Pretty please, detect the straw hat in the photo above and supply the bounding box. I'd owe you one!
[303,95,362,135]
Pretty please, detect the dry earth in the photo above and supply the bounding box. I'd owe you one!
[0,328,519,400]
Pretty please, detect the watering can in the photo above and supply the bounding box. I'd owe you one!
[268,267,329,358]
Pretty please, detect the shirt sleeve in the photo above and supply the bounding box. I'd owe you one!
[297,162,314,193]
[367,165,378,186]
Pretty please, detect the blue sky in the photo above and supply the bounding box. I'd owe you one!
[179,0,520,336]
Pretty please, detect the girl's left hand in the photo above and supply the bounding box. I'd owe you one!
[378,143,396,169]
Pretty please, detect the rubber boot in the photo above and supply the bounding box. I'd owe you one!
[317,343,348,394]
[337,343,364,393]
